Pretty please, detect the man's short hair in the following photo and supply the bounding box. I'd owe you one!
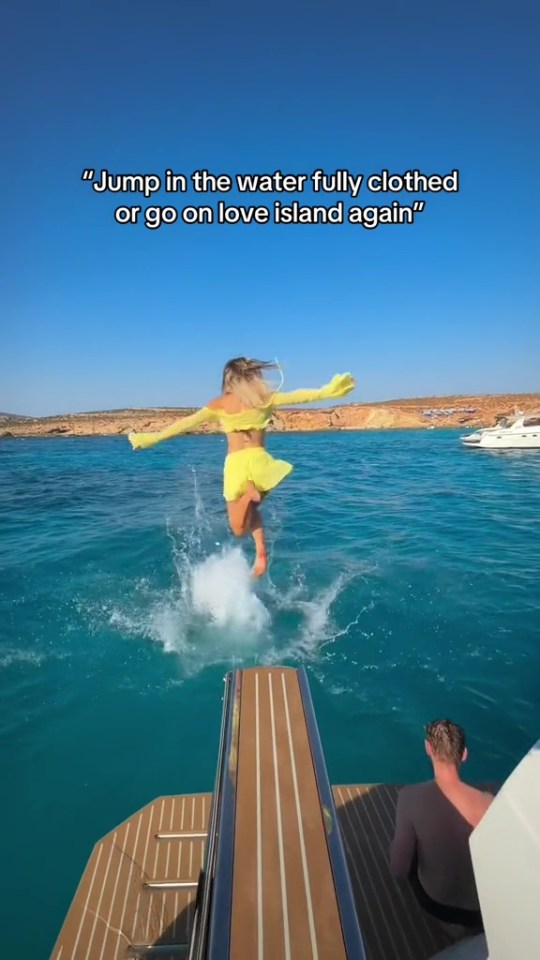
[425,719,466,764]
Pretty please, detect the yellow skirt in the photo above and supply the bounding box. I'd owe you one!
[223,448,293,502]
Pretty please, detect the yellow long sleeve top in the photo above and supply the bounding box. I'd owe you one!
[128,373,355,450]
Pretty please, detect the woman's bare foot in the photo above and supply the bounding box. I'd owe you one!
[252,548,268,578]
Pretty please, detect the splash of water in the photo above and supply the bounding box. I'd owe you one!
[190,548,270,631]
[106,545,270,673]
[93,470,366,676]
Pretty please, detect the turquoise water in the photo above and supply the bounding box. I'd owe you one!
[1,431,539,956]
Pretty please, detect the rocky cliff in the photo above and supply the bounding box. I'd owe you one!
[1,393,538,438]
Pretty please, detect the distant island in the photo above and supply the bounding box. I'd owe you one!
[1,393,538,438]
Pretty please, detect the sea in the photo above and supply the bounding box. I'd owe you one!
[1,430,539,957]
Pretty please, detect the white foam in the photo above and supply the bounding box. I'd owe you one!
[263,568,362,662]
[104,550,367,675]
[91,471,370,677]
[109,597,189,656]
[0,648,46,669]
[104,545,270,675]
[189,547,270,631]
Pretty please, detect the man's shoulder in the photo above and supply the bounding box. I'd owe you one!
[466,781,495,798]
[463,781,495,811]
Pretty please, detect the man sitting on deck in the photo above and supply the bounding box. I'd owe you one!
[390,719,493,939]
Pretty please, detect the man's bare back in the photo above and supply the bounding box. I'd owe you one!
[391,719,494,926]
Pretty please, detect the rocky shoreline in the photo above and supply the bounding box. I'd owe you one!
[1,393,538,438]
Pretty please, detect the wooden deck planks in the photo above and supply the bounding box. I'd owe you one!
[50,793,211,960]
[51,780,482,960]
[51,660,493,960]
[333,784,452,960]
[230,667,348,960]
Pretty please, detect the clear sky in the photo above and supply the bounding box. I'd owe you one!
[2,0,539,415]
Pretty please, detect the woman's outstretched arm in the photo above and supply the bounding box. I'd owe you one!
[128,406,216,449]
[271,373,355,407]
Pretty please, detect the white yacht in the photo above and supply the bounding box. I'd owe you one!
[461,412,540,449]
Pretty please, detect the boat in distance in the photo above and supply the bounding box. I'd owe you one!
[461,412,540,449]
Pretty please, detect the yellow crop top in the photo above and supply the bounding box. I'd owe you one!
[128,372,355,450]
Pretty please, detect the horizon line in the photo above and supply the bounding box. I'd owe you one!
[2,390,539,421]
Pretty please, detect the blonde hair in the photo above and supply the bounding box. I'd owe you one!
[426,719,466,765]
[221,357,278,408]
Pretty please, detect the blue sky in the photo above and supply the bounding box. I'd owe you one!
[2,0,539,415]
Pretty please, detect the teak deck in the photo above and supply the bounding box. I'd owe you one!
[51,793,210,960]
[225,668,363,959]
[51,667,456,960]
[333,785,453,960]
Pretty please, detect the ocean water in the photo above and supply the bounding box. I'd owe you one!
[1,430,539,956]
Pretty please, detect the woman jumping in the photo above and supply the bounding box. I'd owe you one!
[128,359,355,577]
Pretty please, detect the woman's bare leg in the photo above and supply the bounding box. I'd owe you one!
[227,483,260,536]
[226,497,268,577]
[227,497,250,536]
[247,505,267,577]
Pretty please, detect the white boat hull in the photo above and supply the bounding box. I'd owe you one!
[461,411,540,449]
[461,430,540,449]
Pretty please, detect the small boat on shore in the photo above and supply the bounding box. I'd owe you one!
[461,412,540,449]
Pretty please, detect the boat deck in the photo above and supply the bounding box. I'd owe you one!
[52,792,211,960]
[51,667,464,959]
[51,784,453,959]
[334,784,453,960]
[222,667,362,959]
